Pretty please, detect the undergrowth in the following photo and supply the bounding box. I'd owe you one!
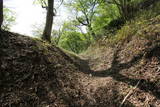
[83,1,160,56]
[105,1,160,46]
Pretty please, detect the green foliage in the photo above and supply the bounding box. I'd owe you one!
[61,21,78,32]
[51,29,63,45]
[59,31,88,53]
[65,0,99,39]
[32,23,62,45]
[32,20,89,53]
[92,2,120,37]
[105,1,160,45]
[32,0,160,54]
[91,0,160,40]
[33,0,47,5]
[31,23,44,37]
[2,8,16,30]
[137,15,160,40]
[58,20,90,53]
[66,0,98,13]
[135,1,160,20]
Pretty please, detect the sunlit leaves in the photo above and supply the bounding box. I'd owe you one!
[33,0,48,6]
[2,8,16,30]
[59,31,87,53]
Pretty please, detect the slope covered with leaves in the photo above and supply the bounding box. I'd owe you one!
[80,15,160,106]
[0,31,93,107]
[0,11,160,107]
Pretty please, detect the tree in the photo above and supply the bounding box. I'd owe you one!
[59,31,87,53]
[66,0,99,40]
[51,28,63,45]
[32,23,44,37]
[0,0,3,29]
[42,0,55,43]
[104,0,142,21]
[58,20,89,53]
[0,1,15,31]
[32,23,62,45]
[34,0,63,43]
[92,1,120,37]
[2,8,16,30]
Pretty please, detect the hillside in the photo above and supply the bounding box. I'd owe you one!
[80,15,160,106]
[0,31,92,107]
[0,15,160,107]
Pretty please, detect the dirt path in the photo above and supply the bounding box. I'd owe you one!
[77,44,160,106]
[77,49,127,106]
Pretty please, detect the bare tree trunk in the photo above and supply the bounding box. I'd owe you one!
[42,0,54,43]
[0,0,3,29]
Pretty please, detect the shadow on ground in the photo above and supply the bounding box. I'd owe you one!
[81,41,160,101]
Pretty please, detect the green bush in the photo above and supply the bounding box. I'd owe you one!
[58,31,88,53]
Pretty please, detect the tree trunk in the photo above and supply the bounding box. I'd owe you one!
[88,25,96,40]
[42,0,54,43]
[0,0,3,29]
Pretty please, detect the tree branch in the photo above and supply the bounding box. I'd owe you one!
[76,16,88,26]
[120,80,141,107]
[41,0,48,9]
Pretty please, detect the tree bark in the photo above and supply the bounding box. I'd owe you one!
[0,0,3,29]
[42,0,54,43]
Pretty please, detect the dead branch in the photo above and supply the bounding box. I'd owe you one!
[119,80,141,107]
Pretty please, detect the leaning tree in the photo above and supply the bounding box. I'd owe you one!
[0,0,3,29]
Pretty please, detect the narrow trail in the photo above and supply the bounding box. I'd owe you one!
[1,16,160,106]
[78,47,119,91]
[76,41,160,106]
[76,48,126,106]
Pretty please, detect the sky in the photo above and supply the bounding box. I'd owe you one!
[4,0,70,36]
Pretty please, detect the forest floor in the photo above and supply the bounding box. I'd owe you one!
[77,38,160,106]
[71,15,160,106]
[0,16,160,107]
